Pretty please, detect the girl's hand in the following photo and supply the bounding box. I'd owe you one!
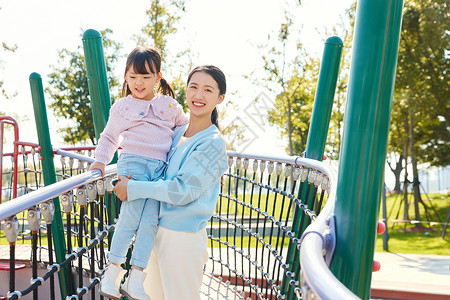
[113,174,132,201]
[88,162,106,177]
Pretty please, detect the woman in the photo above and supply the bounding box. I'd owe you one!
[114,65,228,299]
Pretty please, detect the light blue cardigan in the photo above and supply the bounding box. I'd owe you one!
[127,124,228,232]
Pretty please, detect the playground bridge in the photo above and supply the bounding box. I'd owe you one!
[1,0,405,299]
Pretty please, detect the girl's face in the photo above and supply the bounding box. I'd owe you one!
[186,71,224,121]
[126,63,162,100]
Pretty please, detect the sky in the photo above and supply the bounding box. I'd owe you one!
[0,0,355,156]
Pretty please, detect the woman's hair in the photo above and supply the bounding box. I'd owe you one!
[187,65,226,128]
[121,46,174,98]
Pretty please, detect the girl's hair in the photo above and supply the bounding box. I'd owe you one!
[121,46,174,98]
[187,65,226,128]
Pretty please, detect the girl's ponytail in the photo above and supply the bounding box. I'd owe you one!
[157,77,175,98]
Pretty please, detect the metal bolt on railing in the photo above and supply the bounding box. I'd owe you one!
[76,187,87,206]
[236,157,242,169]
[96,179,105,196]
[301,168,309,182]
[27,206,42,233]
[252,159,258,171]
[243,158,249,170]
[259,160,266,172]
[4,216,19,242]
[61,193,73,214]
[104,177,114,193]
[41,201,55,223]
[86,183,97,201]
[314,173,323,187]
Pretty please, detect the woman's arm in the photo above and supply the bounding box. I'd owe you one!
[114,139,227,205]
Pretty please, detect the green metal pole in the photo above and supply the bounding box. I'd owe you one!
[82,29,113,140]
[330,0,404,299]
[82,29,118,216]
[29,72,68,299]
[281,37,343,297]
[305,36,343,161]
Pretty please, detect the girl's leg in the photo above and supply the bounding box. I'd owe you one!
[109,153,152,265]
[145,227,208,300]
[108,199,146,265]
[128,158,165,268]
[129,198,160,268]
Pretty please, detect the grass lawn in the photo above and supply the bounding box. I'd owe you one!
[376,192,450,255]
[2,192,449,256]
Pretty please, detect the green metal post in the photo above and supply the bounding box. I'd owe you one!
[82,29,118,215]
[281,37,343,296]
[29,73,68,299]
[304,36,343,161]
[82,29,113,140]
[330,0,404,299]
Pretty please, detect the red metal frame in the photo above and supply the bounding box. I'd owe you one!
[1,116,97,203]
[0,116,19,203]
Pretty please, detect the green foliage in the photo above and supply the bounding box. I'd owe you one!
[171,75,188,111]
[391,0,450,167]
[134,0,185,62]
[134,0,192,111]
[268,65,318,155]
[323,2,356,160]
[258,7,317,156]
[46,29,122,145]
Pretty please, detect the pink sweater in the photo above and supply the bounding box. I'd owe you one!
[94,94,189,165]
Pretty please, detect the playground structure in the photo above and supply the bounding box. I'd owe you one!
[0,0,405,299]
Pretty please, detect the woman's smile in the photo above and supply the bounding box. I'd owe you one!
[192,101,205,107]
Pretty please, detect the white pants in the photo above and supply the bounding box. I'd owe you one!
[143,227,209,300]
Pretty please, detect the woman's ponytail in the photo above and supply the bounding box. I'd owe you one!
[211,107,219,130]
[157,77,175,98]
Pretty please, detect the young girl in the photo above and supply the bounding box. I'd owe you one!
[113,65,228,299]
[89,46,188,300]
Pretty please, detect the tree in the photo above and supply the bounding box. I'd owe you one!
[323,2,356,160]
[46,29,122,145]
[268,61,318,155]
[134,0,185,63]
[388,0,449,223]
[257,6,317,156]
[134,0,191,112]
[394,0,450,167]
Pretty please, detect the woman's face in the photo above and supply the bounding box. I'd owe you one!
[186,71,224,120]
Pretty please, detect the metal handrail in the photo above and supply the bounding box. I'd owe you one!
[0,165,116,221]
[299,161,359,299]
[55,149,95,164]
[0,151,359,299]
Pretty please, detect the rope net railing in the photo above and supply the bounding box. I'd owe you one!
[206,152,334,299]
[0,149,352,300]
[0,145,97,245]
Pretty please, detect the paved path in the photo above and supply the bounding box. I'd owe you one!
[371,252,450,299]
[1,245,450,299]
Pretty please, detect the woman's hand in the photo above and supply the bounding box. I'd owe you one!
[88,162,106,177]
[113,174,132,201]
